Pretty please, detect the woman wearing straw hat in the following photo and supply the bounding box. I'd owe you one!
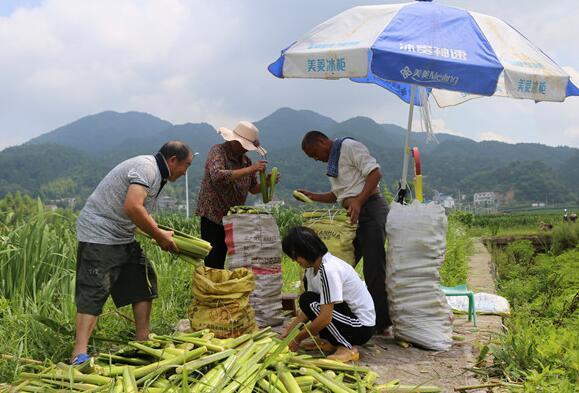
[196,121,270,269]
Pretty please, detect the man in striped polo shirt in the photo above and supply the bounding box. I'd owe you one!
[71,141,193,365]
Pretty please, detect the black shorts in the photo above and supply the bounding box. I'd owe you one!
[75,241,158,316]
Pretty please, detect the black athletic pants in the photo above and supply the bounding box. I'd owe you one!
[353,194,392,331]
[299,291,374,349]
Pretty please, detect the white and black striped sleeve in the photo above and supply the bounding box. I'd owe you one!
[319,263,343,305]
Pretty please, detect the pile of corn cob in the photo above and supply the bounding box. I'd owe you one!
[302,209,350,222]
[227,206,270,215]
[260,167,279,204]
[139,224,212,265]
[2,326,441,392]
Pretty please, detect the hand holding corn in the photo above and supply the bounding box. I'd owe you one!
[138,224,211,264]
[251,160,267,173]
[259,166,279,203]
[154,228,178,252]
[293,189,314,204]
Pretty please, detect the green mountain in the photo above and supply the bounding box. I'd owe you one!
[1,109,577,206]
[255,107,338,149]
[0,143,107,199]
[27,111,173,153]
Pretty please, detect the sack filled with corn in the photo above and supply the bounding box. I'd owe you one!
[189,266,257,338]
[303,209,357,266]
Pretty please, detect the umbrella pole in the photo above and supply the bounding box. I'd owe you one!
[396,84,416,204]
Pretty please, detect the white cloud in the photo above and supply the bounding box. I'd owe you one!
[564,127,579,138]
[430,118,465,137]
[478,132,513,143]
[0,0,577,151]
[0,0,245,148]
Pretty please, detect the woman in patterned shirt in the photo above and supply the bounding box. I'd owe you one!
[196,121,269,269]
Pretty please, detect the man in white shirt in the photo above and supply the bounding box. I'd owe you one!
[298,130,392,336]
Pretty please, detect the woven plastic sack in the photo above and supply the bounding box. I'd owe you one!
[303,214,357,266]
[447,292,511,316]
[386,201,453,351]
[223,213,282,269]
[188,266,257,338]
[251,266,284,326]
[223,213,284,327]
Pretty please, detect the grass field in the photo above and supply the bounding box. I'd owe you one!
[0,194,576,390]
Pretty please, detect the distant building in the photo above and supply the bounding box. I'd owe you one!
[157,196,179,211]
[432,191,455,210]
[473,192,497,214]
[441,195,455,209]
[46,197,77,210]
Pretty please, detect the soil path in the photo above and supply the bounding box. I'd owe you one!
[356,238,503,392]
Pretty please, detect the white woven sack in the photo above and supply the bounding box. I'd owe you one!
[251,270,284,326]
[223,213,282,269]
[223,213,284,326]
[386,201,453,351]
[447,292,511,316]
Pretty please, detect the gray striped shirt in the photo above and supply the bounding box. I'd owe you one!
[76,154,168,244]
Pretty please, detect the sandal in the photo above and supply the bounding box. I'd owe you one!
[70,353,91,365]
[327,346,360,363]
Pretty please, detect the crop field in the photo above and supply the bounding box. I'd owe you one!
[0,193,577,391]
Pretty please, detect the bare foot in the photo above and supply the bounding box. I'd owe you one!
[327,346,360,363]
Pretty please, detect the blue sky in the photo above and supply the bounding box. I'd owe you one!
[0,0,40,16]
[0,0,578,150]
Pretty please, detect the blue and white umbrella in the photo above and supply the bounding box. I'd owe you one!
[268,0,579,200]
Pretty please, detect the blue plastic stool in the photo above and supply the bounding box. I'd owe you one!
[440,284,477,327]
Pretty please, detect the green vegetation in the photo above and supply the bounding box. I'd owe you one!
[482,237,578,391]
[440,214,472,287]
[449,211,578,391]
[551,223,579,256]
[453,210,561,236]
[0,195,195,382]
[1,192,576,391]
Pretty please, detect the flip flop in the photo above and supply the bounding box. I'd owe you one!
[327,347,360,363]
[71,353,91,365]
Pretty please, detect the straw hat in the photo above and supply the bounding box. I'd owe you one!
[217,121,267,156]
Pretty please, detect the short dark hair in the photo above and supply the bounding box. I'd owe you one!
[301,130,329,150]
[282,226,328,264]
[159,141,192,161]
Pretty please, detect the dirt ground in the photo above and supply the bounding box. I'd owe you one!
[358,314,502,392]
[353,239,503,392]
[174,238,504,392]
